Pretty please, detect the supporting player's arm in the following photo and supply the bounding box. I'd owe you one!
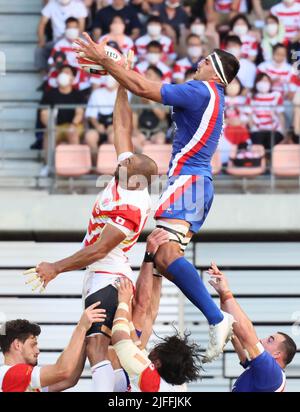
[40,303,106,388]
[207,262,261,360]
[113,86,134,157]
[25,223,126,288]
[132,229,168,347]
[74,33,163,102]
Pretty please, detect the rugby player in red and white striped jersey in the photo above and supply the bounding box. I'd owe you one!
[25,78,158,391]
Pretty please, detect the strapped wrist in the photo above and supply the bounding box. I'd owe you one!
[220,290,234,304]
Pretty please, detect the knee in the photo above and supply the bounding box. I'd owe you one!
[85,129,99,149]
[154,243,182,273]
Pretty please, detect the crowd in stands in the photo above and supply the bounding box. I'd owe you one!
[32,0,300,174]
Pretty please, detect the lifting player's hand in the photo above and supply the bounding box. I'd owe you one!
[74,32,107,64]
[117,277,134,304]
[206,262,231,295]
[23,261,59,293]
[78,301,106,332]
[146,228,170,255]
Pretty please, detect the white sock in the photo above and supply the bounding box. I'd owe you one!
[91,360,115,392]
[114,368,130,392]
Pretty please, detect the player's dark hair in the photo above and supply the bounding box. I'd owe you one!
[278,332,297,366]
[0,319,41,354]
[149,330,202,385]
[147,41,163,52]
[185,67,196,80]
[65,17,79,25]
[213,49,240,84]
[146,65,163,79]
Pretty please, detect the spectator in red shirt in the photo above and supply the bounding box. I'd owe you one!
[229,14,259,62]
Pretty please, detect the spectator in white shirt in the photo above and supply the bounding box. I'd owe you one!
[224,35,256,90]
[35,0,88,72]
[84,75,119,160]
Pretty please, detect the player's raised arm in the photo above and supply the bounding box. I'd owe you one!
[207,263,261,359]
[113,85,133,158]
[39,303,106,388]
[74,33,163,103]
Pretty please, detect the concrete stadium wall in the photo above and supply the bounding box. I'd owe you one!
[0,191,299,237]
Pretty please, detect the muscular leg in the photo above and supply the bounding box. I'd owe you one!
[155,218,223,326]
[86,334,115,392]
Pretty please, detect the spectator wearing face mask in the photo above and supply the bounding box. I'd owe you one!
[271,0,300,42]
[261,15,286,62]
[131,66,169,143]
[189,17,220,50]
[245,73,285,150]
[84,75,121,160]
[99,15,134,55]
[48,17,82,68]
[92,0,142,41]
[47,51,91,95]
[134,41,172,82]
[35,0,88,72]
[257,43,292,98]
[135,16,176,63]
[220,78,250,164]
[153,0,189,42]
[224,35,256,90]
[40,65,85,149]
[172,34,203,84]
[229,14,258,62]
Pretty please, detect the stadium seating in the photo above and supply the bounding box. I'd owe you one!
[55,145,92,177]
[142,144,172,175]
[272,145,300,177]
[96,144,118,175]
[226,145,266,177]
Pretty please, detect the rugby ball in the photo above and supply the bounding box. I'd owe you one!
[77,45,125,76]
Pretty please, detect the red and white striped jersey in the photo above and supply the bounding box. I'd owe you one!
[48,37,78,68]
[0,364,43,392]
[135,363,187,392]
[289,73,300,92]
[271,2,300,41]
[135,34,175,62]
[99,34,134,55]
[172,57,199,82]
[135,60,172,83]
[225,95,248,123]
[257,61,293,96]
[214,0,248,13]
[240,33,259,59]
[246,92,284,132]
[83,178,151,280]
[47,67,91,91]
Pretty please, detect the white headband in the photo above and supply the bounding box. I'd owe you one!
[208,52,228,86]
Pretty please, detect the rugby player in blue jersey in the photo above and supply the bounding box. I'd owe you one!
[208,262,297,392]
[74,34,240,362]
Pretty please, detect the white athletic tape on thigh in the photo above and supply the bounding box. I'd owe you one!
[112,322,131,335]
[156,219,189,245]
[118,302,129,312]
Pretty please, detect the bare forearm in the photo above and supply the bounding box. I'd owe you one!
[113,86,134,155]
[56,324,86,374]
[54,243,105,274]
[100,56,162,102]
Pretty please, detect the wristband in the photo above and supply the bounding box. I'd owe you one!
[118,302,129,312]
[221,291,234,304]
[144,251,154,263]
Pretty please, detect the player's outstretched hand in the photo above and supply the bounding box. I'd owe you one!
[117,278,133,304]
[146,228,169,255]
[23,262,59,293]
[73,32,107,64]
[79,302,106,332]
[206,262,231,295]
